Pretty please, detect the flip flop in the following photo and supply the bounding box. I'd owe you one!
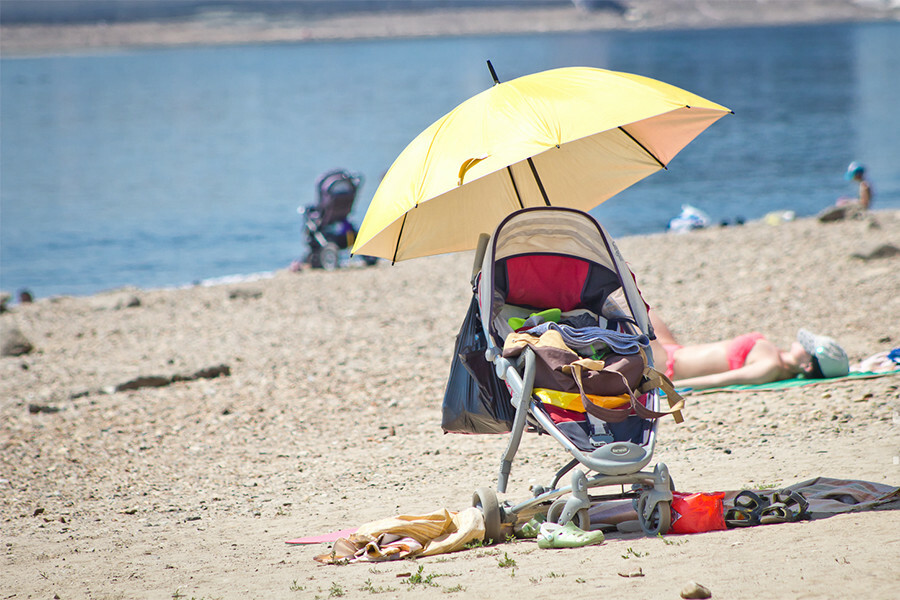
[515,515,546,539]
[726,490,770,527]
[733,490,770,513]
[759,490,809,524]
[724,506,756,527]
[537,522,605,549]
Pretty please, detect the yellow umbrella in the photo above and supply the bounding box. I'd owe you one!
[352,63,731,262]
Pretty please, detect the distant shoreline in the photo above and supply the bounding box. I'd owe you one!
[2,1,898,56]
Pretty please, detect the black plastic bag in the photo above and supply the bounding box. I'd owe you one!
[441,294,514,434]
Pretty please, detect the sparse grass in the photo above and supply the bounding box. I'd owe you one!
[289,580,304,592]
[621,547,648,559]
[444,584,466,593]
[658,532,687,546]
[497,552,517,568]
[359,578,396,594]
[328,581,345,597]
[751,481,781,490]
[545,571,564,578]
[402,565,439,587]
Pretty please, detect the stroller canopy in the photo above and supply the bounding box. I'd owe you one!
[477,207,652,347]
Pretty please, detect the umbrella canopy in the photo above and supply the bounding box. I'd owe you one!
[352,65,730,262]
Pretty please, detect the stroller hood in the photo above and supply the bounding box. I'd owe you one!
[477,207,652,348]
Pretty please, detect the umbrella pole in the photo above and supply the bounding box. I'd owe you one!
[506,166,525,209]
[527,158,552,206]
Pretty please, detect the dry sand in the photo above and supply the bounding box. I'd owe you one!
[2,209,899,599]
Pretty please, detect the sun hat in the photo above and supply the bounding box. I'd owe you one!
[797,329,850,378]
[845,161,865,180]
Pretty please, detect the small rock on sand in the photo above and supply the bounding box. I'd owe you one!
[681,581,712,599]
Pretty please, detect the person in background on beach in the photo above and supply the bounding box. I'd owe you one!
[837,161,872,211]
[647,310,849,390]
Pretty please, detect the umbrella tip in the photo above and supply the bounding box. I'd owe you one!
[486,60,500,85]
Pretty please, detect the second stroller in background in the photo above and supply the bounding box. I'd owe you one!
[299,169,378,270]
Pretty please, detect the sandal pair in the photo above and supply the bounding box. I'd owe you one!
[724,490,769,527]
[759,490,810,524]
[724,489,810,528]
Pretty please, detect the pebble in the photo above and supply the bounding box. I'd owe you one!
[681,581,712,599]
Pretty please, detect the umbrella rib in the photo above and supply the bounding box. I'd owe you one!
[618,126,667,169]
[391,211,409,265]
[526,157,551,206]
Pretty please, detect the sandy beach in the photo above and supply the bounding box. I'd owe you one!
[3,207,899,598]
[3,2,900,598]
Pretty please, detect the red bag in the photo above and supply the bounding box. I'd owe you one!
[669,492,727,534]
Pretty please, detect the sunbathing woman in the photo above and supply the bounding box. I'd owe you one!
[647,310,849,390]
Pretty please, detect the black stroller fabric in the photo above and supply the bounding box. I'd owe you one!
[442,294,514,434]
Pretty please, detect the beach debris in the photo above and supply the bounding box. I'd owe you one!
[228,288,263,300]
[851,243,900,261]
[681,581,712,599]
[28,403,62,414]
[817,204,867,223]
[116,295,141,309]
[110,364,231,393]
[763,210,795,225]
[114,375,172,392]
[618,567,644,578]
[88,292,142,311]
[1,324,34,356]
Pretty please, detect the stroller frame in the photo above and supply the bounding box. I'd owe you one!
[300,169,377,269]
[469,207,677,540]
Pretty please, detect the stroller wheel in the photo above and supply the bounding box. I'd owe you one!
[473,487,503,544]
[636,493,672,536]
[547,499,591,530]
[318,242,340,271]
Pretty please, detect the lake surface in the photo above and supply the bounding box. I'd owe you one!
[2,21,898,298]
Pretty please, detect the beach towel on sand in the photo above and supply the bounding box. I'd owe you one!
[691,368,899,394]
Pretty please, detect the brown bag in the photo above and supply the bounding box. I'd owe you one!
[504,330,685,424]
[527,345,643,397]
[528,344,684,424]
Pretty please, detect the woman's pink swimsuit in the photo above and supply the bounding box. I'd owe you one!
[663,332,765,379]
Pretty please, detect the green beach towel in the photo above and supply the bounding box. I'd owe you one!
[692,369,900,394]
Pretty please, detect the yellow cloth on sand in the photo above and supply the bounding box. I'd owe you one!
[314,508,485,563]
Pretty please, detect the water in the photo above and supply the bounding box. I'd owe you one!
[2,21,898,299]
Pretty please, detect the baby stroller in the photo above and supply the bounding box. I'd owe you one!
[299,169,377,270]
[444,207,685,541]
